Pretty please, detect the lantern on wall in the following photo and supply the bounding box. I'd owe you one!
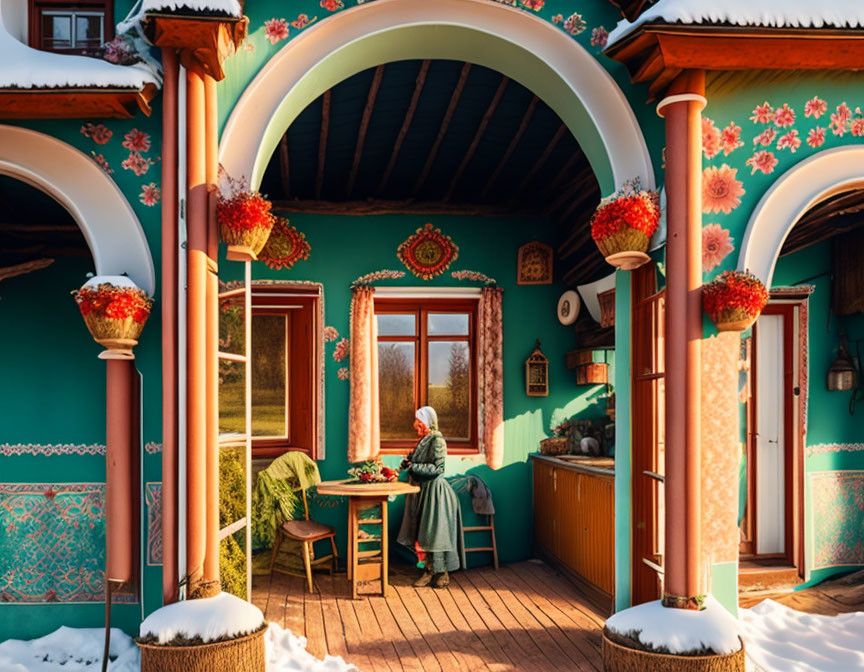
[525,339,549,397]
[827,334,858,392]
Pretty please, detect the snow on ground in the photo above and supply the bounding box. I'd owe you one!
[0,11,158,90]
[139,590,265,644]
[740,599,864,671]
[605,595,742,655]
[139,0,242,17]
[608,0,864,46]
[0,623,357,672]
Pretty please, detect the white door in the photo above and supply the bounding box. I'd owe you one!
[755,314,785,555]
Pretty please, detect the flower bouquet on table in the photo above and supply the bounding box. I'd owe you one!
[72,276,153,359]
[702,270,769,332]
[590,178,660,271]
[347,458,400,484]
[216,169,275,262]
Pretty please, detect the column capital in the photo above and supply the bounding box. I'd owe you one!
[656,93,707,118]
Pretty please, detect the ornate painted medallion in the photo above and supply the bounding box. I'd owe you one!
[258,217,311,270]
[397,223,459,280]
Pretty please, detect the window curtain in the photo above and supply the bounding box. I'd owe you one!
[478,286,504,469]
[348,286,380,463]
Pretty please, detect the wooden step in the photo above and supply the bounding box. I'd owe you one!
[739,564,803,593]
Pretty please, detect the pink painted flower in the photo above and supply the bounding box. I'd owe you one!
[139,183,161,206]
[804,96,827,119]
[121,151,154,176]
[122,128,151,153]
[753,127,777,147]
[776,129,801,153]
[324,326,339,342]
[851,118,864,137]
[337,367,349,381]
[264,18,289,44]
[750,102,774,124]
[702,224,735,272]
[773,103,796,128]
[292,13,316,29]
[807,126,826,148]
[563,13,587,35]
[702,117,722,159]
[830,103,851,135]
[320,0,343,12]
[333,338,350,362]
[745,150,778,175]
[81,123,112,144]
[551,14,563,24]
[720,122,743,155]
[702,164,745,214]
[90,152,113,174]
[590,26,609,48]
[521,0,544,11]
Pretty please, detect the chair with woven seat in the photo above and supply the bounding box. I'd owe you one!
[269,486,338,593]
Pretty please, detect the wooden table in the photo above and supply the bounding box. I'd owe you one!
[316,480,419,599]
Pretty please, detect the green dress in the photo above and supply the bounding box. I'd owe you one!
[397,430,465,573]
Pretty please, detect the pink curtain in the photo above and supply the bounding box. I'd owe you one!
[348,286,380,463]
[478,286,504,469]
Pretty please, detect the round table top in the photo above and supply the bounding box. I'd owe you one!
[316,479,420,497]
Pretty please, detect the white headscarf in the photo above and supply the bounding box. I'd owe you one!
[415,406,439,431]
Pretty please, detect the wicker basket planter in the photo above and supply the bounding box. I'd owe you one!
[702,271,769,334]
[138,626,266,672]
[591,179,659,272]
[217,173,276,263]
[72,277,152,360]
[602,629,745,672]
[540,437,569,456]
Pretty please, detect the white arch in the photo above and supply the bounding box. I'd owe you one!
[219,0,653,196]
[0,125,155,294]
[738,145,864,287]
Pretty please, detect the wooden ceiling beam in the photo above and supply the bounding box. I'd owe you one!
[346,64,386,198]
[443,75,509,202]
[278,134,291,199]
[378,60,430,195]
[314,89,331,200]
[412,62,472,197]
[556,187,601,226]
[480,95,539,199]
[0,258,54,282]
[514,123,567,197]
[543,172,597,217]
[272,198,539,218]
[540,149,587,201]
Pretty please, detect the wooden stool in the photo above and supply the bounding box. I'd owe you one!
[464,513,499,569]
[348,497,388,599]
[270,489,337,593]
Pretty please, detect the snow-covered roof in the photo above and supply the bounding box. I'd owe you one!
[138,0,242,17]
[0,12,158,90]
[608,0,864,47]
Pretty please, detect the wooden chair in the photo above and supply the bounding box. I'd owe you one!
[463,513,499,569]
[269,488,338,593]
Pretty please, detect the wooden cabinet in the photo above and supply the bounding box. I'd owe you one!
[532,456,615,612]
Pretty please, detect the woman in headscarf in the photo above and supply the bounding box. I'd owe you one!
[397,406,465,587]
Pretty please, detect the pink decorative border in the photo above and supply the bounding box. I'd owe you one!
[145,482,162,566]
[807,443,864,457]
[145,442,162,454]
[1,443,105,457]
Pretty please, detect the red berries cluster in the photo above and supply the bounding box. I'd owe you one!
[73,284,153,323]
[702,271,769,321]
[216,191,274,233]
[590,193,660,242]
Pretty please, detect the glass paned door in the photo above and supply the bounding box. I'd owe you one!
[217,264,252,599]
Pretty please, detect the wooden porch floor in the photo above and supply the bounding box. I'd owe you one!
[252,560,606,671]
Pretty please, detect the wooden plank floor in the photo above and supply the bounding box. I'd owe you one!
[739,568,864,615]
[253,560,606,671]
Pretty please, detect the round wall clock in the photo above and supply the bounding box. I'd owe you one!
[557,290,581,325]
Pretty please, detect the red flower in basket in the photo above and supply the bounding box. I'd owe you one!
[702,270,769,332]
[72,276,153,358]
[590,178,659,271]
[216,169,275,261]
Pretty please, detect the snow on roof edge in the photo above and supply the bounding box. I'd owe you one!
[607,0,864,47]
[140,0,242,18]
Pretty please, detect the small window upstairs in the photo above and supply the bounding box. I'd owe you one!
[29,0,113,56]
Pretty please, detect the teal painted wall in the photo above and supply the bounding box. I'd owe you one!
[613,271,632,612]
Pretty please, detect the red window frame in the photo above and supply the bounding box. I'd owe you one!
[29,0,113,55]
[374,298,479,455]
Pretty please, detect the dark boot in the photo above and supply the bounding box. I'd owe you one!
[433,572,450,588]
[414,570,434,587]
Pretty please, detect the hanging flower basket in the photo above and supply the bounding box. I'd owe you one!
[216,171,275,262]
[72,276,153,359]
[590,179,660,271]
[257,217,311,270]
[702,270,769,332]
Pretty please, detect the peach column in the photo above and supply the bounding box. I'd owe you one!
[185,63,209,597]
[203,73,221,589]
[657,70,706,608]
[105,359,135,584]
[160,46,180,605]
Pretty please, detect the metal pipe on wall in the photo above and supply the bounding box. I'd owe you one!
[160,46,180,606]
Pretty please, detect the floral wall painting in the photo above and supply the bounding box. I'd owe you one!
[811,470,864,570]
[702,164,745,215]
[397,223,459,280]
[702,224,735,272]
[258,218,311,270]
[517,241,553,285]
